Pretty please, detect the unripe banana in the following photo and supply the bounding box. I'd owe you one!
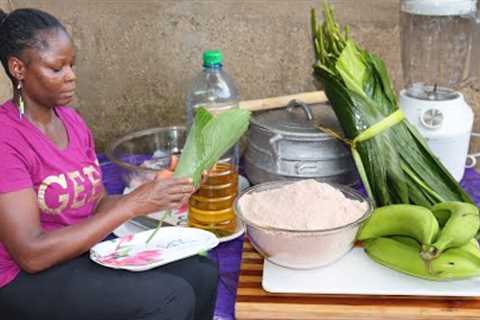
[395,236,480,259]
[357,205,439,246]
[364,237,480,281]
[432,247,480,280]
[431,201,478,227]
[453,239,480,260]
[390,235,421,248]
[423,202,480,260]
[364,237,438,280]
[424,238,480,279]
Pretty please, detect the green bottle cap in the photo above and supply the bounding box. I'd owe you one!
[203,50,223,66]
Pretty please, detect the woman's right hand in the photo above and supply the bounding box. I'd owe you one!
[122,171,195,218]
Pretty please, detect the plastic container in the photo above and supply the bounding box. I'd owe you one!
[186,50,240,237]
[400,0,478,90]
[186,49,240,126]
[234,181,373,269]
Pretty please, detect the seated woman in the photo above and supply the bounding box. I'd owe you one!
[0,8,217,320]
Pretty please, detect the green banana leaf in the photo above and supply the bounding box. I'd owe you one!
[174,107,251,187]
[201,108,251,171]
[173,108,213,186]
[311,2,472,207]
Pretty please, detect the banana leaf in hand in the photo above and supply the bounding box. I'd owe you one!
[174,107,251,187]
[146,107,251,243]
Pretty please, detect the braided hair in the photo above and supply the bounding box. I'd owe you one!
[0,8,67,81]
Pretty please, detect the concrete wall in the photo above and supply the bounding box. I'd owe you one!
[1,0,479,159]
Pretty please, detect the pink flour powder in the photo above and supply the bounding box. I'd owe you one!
[239,179,367,230]
[238,180,369,269]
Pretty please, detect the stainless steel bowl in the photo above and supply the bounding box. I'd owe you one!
[105,126,186,189]
[234,180,373,269]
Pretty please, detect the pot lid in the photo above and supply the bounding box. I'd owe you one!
[251,100,342,137]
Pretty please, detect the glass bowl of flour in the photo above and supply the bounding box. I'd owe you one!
[234,179,373,269]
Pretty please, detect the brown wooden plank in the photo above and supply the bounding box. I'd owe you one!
[236,302,480,320]
[239,269,262,277]
[243,241,254,249]
[239,263,263,271]
[241,252,261,259]
[237,293,480,307]
[235,238,480,320]
[238,275,262,283]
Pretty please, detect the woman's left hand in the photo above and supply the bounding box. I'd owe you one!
[121,173,195,218]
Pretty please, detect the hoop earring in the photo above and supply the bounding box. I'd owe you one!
[17,81,25,119]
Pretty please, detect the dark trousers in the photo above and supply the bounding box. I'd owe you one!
[0,253,218,320]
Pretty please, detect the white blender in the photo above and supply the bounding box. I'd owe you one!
[399,0,480,181]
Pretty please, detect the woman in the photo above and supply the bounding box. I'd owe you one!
[0,8,218,320]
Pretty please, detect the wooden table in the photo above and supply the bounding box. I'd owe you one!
[235,239,480,320]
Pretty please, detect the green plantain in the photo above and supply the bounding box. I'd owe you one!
[357,205,439,246]
[458,239,480,259]
[422,202,480,260]
[364,237,480,281]
[389,235,421,248]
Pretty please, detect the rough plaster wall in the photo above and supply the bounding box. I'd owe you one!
[0,0,479,162]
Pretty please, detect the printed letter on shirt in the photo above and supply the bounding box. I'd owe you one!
[83,165,102,203]
[69,170,87,209]
[38,174,69,214]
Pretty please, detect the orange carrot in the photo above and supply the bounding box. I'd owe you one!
[156,169,173,180]
[169,155,178,171]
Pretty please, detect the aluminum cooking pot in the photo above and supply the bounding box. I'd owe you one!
[244,100,356,185]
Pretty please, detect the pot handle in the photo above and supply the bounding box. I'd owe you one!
[269,133,283,171]
[286,99,313,121]
[295,161,320,175]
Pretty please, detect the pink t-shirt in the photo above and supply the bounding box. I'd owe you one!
[0,100,103,288]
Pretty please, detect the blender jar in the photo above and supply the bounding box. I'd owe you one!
[399,0,478,181]
[400,0,478,94]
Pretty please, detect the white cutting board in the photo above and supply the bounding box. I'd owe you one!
[263,247,480,297]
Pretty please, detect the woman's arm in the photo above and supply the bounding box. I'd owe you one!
[93,190,121,215]
[0,176,194,273]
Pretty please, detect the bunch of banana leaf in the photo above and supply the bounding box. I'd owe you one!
[311,2,472,207]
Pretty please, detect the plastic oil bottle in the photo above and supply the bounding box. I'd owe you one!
[186,49,239,237]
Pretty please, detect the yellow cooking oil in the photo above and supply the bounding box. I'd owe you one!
[188,161,238,237]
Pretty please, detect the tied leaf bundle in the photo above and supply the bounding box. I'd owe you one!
[146,107,251,243]
[311,2,472,207]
